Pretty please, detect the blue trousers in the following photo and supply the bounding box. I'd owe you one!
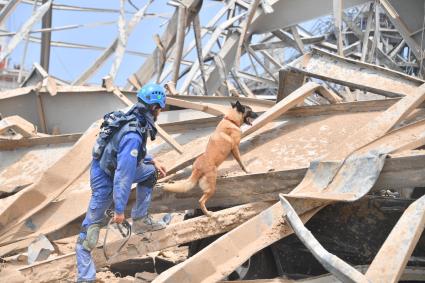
[75,160,155,282]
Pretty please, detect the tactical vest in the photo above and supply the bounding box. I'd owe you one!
[92,110,148,177]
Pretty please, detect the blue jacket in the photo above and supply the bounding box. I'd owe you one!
[94,103,157,214]
[112,132,153,214]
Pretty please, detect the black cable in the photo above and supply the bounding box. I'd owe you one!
[128,0,139,11]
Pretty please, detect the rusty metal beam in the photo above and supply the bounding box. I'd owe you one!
[18,202,272,282]
[103,76,184,154]
[171,4,187,84]
[287,48,424,98]
[277,68,305,102]
[127,0,201,90]
[154,83,425,281]
[279,195,368,283]
[39,0,52,71]
[333,0,344,57]
[249,0,369,34]
[289,84,425,202]
[0,0,21,26]
[205,31,240,96]
[179,13,245,94]
[109,0,153,81]
[380,0,422,61]
[243,82,340,138]
[0,0,51,63]
[153,199,326,283]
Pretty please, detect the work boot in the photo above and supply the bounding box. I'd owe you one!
[132,215,167,234]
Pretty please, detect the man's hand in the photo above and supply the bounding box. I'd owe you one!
[113,213,125,224]
[152,159,167,178]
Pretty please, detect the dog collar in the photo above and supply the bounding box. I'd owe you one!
[224,116,240,127]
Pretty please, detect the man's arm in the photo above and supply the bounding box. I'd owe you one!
[143,154,167,178]
[143,154,153,163]
[113,132,142,221]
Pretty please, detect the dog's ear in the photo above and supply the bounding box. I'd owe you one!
[230,101,236,108]
[235,100,245,113]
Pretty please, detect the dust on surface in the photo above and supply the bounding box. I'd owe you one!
[0,145,71,196]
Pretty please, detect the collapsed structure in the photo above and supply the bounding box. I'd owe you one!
[1,0,425,282]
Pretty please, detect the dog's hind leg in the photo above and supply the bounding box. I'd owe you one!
[198,171,217,217]
[199,193,213,217]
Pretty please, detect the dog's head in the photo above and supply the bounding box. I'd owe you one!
[230,100,258,126]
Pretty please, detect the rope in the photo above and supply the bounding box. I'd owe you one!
[103,209,132,262]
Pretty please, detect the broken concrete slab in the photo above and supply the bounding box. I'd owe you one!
[27,234,55,264]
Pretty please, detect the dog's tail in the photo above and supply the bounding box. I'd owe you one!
[162,171,200,193]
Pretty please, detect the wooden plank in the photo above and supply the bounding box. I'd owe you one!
[18,202,272,282]
[0,133,82,150]
[365,195,425,282]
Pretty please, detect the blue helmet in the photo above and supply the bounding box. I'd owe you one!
[137,83,166,109]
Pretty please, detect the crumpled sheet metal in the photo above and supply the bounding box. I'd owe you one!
[279,194,370,283]
[287,83,425,202]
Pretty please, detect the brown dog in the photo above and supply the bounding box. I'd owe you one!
[162,101,258,216]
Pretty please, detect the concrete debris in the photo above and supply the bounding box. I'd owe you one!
[1,1,425,282]
[27,234,55,265]
[0,267,26,283]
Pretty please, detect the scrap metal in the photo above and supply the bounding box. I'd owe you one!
[1,1,425,282]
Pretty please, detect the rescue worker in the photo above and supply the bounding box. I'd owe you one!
[75,83,168,282]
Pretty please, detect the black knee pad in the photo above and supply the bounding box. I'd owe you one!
[140,169,158,187]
